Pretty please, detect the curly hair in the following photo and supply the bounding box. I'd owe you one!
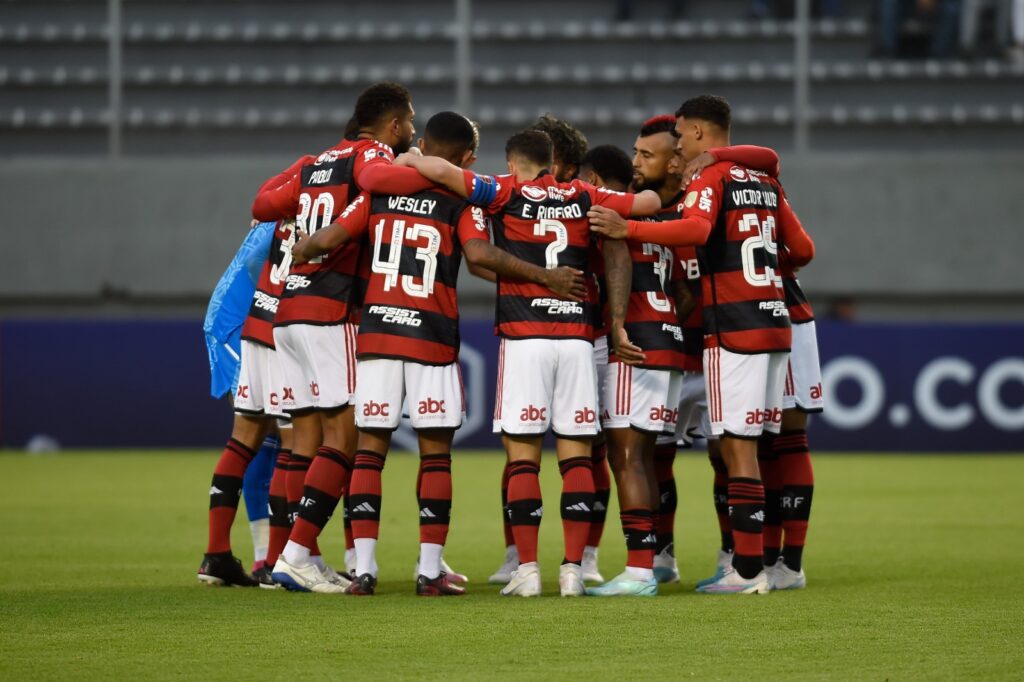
[352,81,412,130]
[530,114,588,171]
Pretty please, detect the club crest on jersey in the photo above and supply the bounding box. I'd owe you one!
[521,185,548,202]
[729,166,749,182]
[683,191,698,209]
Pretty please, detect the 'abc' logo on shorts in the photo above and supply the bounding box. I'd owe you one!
[745,408,782,425]
[363,400,390,417]
[574,408,596,424]
[520,405,547,422]
[649,406,678,423]
[417,398,446,415]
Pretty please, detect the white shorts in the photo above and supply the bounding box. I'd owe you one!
[783,321,825,413]
[704,346,788,439]
[273,323,357,413]
[493,338,599,437]
[602,363,683,435]
[593,335,609,412]
[675,370,711,446]
[234,340,287,418]
[355,358,465,430]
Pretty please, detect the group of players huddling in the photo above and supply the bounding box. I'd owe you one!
[197,81,821,597]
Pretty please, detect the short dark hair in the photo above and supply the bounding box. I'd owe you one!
[352,81,412,130]
[530,114,588,170]
[639,114,679,138]
[424,111,478,157]
[675,95,731,131]
[505,129,554,167]
[580,145,633,188]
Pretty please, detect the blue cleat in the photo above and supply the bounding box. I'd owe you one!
[585,571,658,597]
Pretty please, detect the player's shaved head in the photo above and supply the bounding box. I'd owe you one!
[421,111,479,167]
[505,129,554,168]
[531,114,588,181]
[580,144,633,191]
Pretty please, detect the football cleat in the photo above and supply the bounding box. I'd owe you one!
[585,571,658,597]
[346,573,377,596]
[581,547,604,583]
[197,553,258,587]
[695,565,769,594]
[559,563,585,597]
[500,563,542,597]
[270,557,346,594]
[695,549,734,589]
[416,572,467,597]
[766,557,806,591]
[488,546,520,584]
[413,557,468,584]
[652,544,680,584]
[322,564,352,590]
[251,564,281,590]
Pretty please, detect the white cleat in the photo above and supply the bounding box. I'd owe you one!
[488,546,520,584]
[500,563,542,597]
[695,565,769,595]
[414,557,469,584]
[322,564,352,590]
[270,557,346,594]
[581,546,604,583]
[695,549,734,589]
[766,557,806,591]
[559,564,585,597]
[652,545,680,584]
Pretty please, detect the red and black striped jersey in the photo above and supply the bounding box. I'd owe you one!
[587,241,608,341]
[674,245,704,372]
[614,198,687,371]
[481,172,635,341]
[273,139,393,327]
[684,162,793,354]
[330,190,489,365]
[241,219,297,348]
[778,248,814,324]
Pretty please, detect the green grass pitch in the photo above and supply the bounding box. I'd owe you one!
[1,450,1022,680]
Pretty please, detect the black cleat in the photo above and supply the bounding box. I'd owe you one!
[345,572,377,596]
[416,572,467,597]
[197,552,258,587]
[252,564,282,590]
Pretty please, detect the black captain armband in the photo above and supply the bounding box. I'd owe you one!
[467,172,498,206]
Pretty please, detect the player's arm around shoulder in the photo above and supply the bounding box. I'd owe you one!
[458,206,586,301]
[292,192,370,264]
[776,189,815,267]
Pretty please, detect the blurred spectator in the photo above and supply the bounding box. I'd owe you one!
[752,0,844,19]
[876,0,961,58]
[1012,0,1024,62]
[825,297,858,322]
[960,0,1012,56]
[615,0,687,20]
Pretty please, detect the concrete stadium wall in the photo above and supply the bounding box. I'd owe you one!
[1,153,1020,310]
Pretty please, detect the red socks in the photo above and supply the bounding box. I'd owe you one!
[500,461,514,548]
[558,457,595,564]
[587,443,611,548]
[289,446,352,550]
[418,454,453,545]
[348,450,385,540]
[776,430,814,571]
[728,477,765,579]
[506,460,542,564]
[207,438,256,554]
[266,448,291,567]
[758,436,783,565]
[709,454,733,552]
[654,442,677,554]
[620,509,656,569]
